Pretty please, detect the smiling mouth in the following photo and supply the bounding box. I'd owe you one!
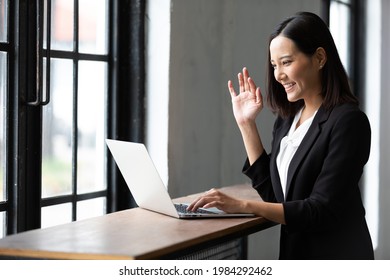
[283,82,296,92]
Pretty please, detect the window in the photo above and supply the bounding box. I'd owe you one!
[0,0,145,237]
[0,0,9,238]
[329,0,379,250]
[328,0,366,101]
[362,0,381,251]
[329,0,352,74]
[40,0,109,228]
[0,47,6,237]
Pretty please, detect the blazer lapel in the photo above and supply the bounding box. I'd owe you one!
[284,105,331,198]
[270,117,292,202]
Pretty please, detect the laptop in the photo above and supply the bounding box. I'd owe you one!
[106,139,254,219]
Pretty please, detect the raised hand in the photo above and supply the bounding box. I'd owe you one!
[228,67,263,126]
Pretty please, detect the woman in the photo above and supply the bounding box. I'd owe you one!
[187,12,374,259]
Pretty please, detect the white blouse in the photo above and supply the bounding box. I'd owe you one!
[276,108,318,199]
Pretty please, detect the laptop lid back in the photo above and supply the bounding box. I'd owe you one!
[106,139,179,218]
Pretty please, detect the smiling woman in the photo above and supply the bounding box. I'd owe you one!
[269,36,325,120]
[266,12,359,120]
[188,11,374,260]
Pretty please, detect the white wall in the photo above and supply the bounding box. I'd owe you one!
[145,0,171,187]
[146,0,321,259]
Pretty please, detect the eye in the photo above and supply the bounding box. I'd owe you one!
[271,64,277,70]
[282,60,292,66]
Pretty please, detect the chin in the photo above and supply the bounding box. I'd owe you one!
[286,91,302,103]
[286,95,299,103]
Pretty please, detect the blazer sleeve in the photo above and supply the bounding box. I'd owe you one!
[242,152,277,202]
[242,116,284,203]
[283,107,371,232]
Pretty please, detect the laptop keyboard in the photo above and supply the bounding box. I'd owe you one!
[175,203,214,214]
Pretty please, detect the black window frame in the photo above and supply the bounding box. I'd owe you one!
[1,0,145,236]
[322,0,366,103]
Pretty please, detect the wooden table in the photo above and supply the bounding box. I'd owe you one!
[0,184,274,259]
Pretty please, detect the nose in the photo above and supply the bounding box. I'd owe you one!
[274,68,286,82]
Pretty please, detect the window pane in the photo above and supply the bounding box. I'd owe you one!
[51,0,74,51]
[77,61,107,194]
[77,197,106,221]
[0,0,7,42]
[330,1,351,75]
[0,52,6,202]
[79,0,108,54]
[42,58,73,198]
[41,203,72,228]
[0,211,5,238]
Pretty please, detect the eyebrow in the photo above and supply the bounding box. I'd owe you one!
[270,55,293,63]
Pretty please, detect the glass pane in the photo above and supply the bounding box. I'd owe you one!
[77,61,107,194]
[79,0,108,54]
[51,0,74,51]
[0,52,6,202]
[42,58,73,198]
[330,2,351,75]
[0,0,8,42]
[77,197,106,221]
[0,211,5,238]
[41,203,72,228]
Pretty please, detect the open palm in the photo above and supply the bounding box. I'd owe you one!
[228,68,263,126]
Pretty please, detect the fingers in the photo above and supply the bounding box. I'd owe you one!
[243,67,250,91]
[256,87,263,105]
[238,68,249,93]
[187,197,208,212]
[234,67,257,94]
[228,67,262,106]
[248,77,256,94]
[238,72,245,93]
[187,189,219,212]
[227,80,237,98]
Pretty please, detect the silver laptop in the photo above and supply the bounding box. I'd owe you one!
[106,139,254,218]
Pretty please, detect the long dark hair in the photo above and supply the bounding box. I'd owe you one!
[266,11,358,118]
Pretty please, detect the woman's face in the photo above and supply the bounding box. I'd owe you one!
[270,35,322,103]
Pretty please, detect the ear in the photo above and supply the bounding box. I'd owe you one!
[315,47,327,69]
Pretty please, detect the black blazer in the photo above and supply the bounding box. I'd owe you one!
[243,103,374,259]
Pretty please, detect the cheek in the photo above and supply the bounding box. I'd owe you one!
[286,67,301,83]
[291,65,313,85]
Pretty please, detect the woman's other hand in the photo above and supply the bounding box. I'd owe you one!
[186,188,248,214]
